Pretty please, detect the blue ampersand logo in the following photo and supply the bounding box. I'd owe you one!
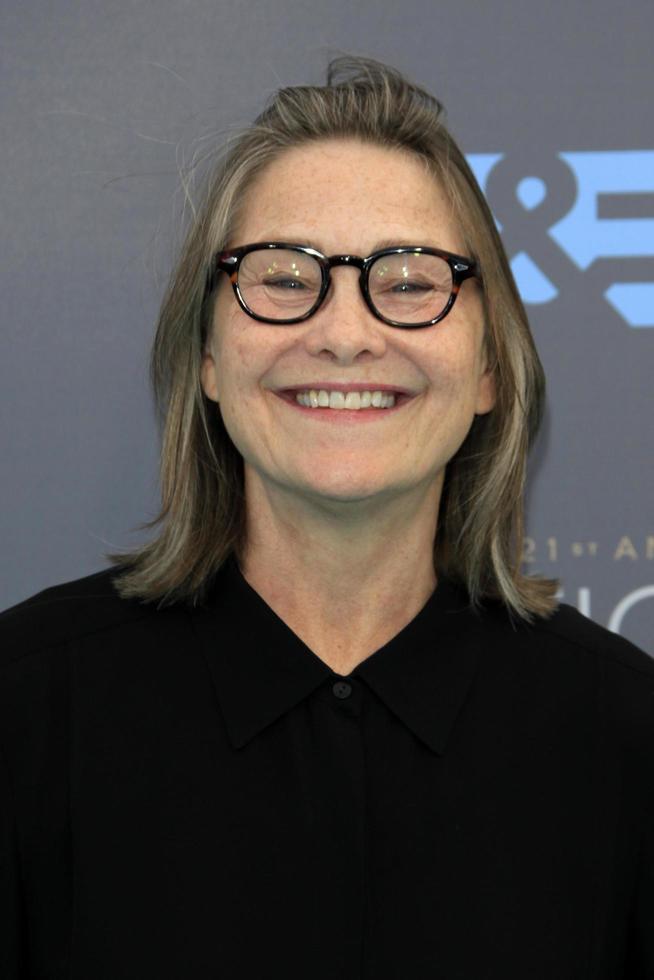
[467,151,654,328]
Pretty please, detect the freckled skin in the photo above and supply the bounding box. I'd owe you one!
[201,138,495,508]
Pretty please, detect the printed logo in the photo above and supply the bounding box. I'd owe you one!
[467,151,654,327]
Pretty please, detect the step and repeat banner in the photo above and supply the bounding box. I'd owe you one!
[1,1,652,652]
[468,150,653,649]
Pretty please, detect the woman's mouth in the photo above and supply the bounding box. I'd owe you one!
[274,386,414,419]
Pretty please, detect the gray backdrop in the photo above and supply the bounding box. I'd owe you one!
[1,0,652,653]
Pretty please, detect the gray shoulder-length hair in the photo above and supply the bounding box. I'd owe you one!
[107,55,558,620]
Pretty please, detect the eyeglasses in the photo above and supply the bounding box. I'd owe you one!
[206,242,479,329]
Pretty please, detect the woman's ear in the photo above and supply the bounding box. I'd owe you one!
[475,365,496,415]
[200,344,220,403]
[474,341,496,416]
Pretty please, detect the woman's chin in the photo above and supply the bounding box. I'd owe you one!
[289,469,405,507]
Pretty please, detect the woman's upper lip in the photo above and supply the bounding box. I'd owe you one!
[277,382,415,395]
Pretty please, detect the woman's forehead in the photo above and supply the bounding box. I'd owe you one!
[231,138,465,254]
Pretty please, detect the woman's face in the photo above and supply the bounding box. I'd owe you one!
[201,138,495,509]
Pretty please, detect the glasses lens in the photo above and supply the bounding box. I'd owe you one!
[238,248,322,320]
[368,251,453,324]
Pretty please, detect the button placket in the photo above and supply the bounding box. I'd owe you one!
[332,680,352,699]
[327,677,362,718]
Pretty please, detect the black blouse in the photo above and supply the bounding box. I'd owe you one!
[1,557,653,979]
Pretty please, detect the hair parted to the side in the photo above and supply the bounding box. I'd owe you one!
[106,54,558,620]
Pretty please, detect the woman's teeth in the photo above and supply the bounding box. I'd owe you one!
[295,390,396,410]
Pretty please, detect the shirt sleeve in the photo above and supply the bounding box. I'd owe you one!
[624,790,654,978]
[0,737,26,978]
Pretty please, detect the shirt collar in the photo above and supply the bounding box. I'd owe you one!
[188,555,482,756]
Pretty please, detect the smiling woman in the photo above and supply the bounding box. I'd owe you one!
[1,56,653,979]
[108,62,555,625]
[197,137,497,657]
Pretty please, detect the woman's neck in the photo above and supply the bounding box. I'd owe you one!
[238,469,442,674]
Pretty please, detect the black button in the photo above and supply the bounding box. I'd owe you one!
[332,681,352,699]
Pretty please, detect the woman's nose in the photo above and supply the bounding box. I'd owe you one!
[302,269,387,363]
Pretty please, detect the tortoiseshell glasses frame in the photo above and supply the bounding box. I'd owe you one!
[205,242,480,329]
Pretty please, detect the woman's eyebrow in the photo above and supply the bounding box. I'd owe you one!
[317,238,437,252]
[369,238,431,251]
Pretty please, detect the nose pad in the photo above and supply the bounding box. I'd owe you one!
[318,255,372,313]
[321,268,370,318]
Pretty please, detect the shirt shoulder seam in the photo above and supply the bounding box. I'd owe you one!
[533,615,654,679]
[0,606,164,669]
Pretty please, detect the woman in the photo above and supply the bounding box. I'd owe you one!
[1,57,652,978]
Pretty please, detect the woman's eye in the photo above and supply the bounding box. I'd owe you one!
[263,276,309,290]
[387,280,434,294]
